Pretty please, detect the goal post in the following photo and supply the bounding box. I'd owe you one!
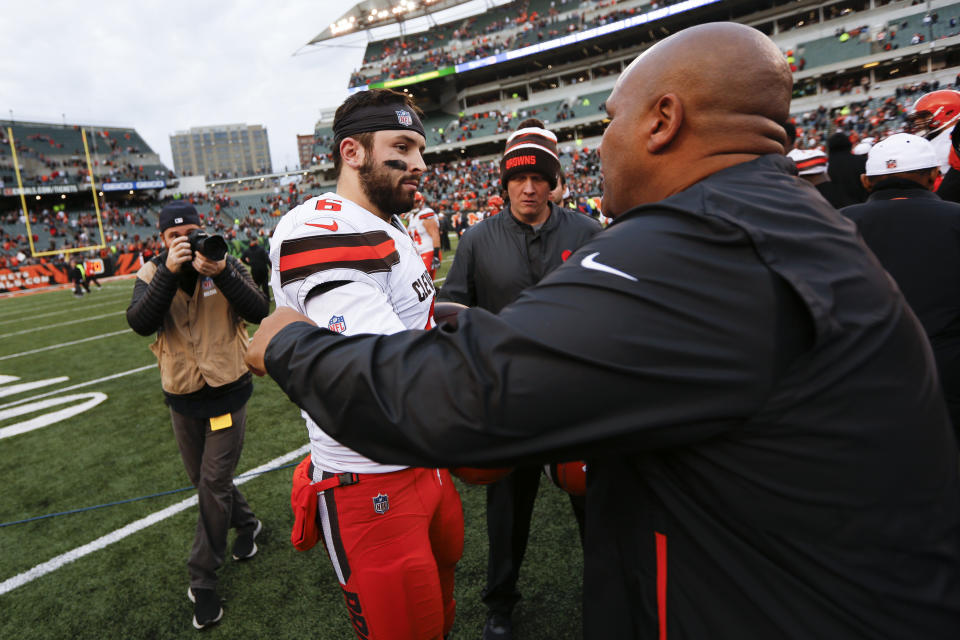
[6,126,107,258]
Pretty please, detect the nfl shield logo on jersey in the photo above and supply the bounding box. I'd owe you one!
[372,493,390,514]
[396,110,413,127]
[328,315,347,333]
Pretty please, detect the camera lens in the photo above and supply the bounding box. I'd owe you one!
[187,229,228,261]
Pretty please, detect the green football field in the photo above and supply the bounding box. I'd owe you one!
[0,241,584,639]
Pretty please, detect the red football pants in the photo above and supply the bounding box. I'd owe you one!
[317,467,464,639]
[419,251,439,280]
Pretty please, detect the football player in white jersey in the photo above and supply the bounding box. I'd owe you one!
[268,89,463,640]
[406,191,442,278]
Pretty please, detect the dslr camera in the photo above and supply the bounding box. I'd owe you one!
[187,229,228,261]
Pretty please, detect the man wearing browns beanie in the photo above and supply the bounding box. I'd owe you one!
[786,148,855,208]
[843,132,960,437]
[126,200,268,630]
[439,118,600,640]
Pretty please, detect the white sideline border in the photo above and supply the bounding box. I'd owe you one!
[0,444,310,596]
[0,311,125,339]
[0,287,130,319]
[0,329,132,361]
[0,296,131,326]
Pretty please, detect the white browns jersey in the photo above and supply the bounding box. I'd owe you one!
[269,192,437,475]
[407,206,437,254]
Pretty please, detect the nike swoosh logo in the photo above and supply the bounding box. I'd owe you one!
[306,221,338,232]
[581,252,637,282]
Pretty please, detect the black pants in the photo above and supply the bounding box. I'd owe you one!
[170,405,257,590]
[251,266,270,301]
[482,465,585,617]
[73,277,90,294]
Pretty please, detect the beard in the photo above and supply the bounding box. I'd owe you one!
[358,155,417,216]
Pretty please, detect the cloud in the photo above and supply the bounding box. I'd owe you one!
[3,1,361,172]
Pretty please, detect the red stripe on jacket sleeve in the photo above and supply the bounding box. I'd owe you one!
[656,531,667,640]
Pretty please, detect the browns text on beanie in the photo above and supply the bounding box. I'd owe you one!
[500,126,560,189]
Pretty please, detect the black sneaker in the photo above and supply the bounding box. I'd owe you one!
[482,613,512,640]
[232,518,262,561]
[187,587,223,630]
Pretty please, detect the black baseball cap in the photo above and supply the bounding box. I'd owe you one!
[158,201,201,232]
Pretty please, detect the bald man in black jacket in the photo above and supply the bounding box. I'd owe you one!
[249,24,960,639]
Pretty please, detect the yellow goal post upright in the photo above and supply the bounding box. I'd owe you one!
[6,126,107,258]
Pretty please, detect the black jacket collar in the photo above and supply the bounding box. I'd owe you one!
[503,201,561,234]
[866,178,940,202]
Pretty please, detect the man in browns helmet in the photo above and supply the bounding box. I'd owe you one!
[907,89,960,201]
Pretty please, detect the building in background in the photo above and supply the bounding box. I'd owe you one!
[297,134,315,169]
[169,124,272,179]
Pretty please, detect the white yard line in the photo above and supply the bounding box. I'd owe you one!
[0,297,129,326]
[0,365,155,409]
[0,312,125,339]
[0,329,132,361]
[0,444,310,596]
[0,289,129,320]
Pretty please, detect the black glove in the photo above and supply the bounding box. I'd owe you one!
[430,248,441,272]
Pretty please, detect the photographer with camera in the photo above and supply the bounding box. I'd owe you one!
[126,201,268,631]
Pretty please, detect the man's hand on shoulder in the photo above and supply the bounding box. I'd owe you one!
[245,307,318,376]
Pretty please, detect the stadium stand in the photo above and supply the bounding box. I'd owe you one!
[0,121,175,188]
[288,0,960,243]
[12,0,960,272]
[0,118,183,266]
[572,89,610,112]
[797,31,873,69]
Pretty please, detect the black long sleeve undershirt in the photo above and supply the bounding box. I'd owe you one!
[126,254,268,335]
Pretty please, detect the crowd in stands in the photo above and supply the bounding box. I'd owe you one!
[0,127,174,186]
[311,133,335,164]
[311,94,603,160]
[0,146,604,269]
[435,102,574,144]
[790,79,944,150]
[200,168,274,180]
[349,0,960,90]
[348,0,672,87]
[448,93,605,139]
[783,4,960,91]
[3,77,957,274]
[0,189,287,269]
[388,142,603,217]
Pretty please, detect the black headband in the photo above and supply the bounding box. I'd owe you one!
[333,103,425,147]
